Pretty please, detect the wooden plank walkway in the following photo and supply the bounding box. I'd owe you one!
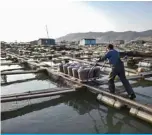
[1,70,41,75]
[1,87,73,99]
[1,77,37,86]
[1,67,24,72]
[5,52,152,115]
[45,68,152,114]
[1,88,76,103]
[127,71,152,80]
[1,62,20,66]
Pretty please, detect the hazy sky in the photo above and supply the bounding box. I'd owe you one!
[0,0,152,42]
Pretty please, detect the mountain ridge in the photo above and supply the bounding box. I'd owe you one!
[56,30,152,43]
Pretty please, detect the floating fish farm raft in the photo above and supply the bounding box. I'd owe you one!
[1,44,152,125]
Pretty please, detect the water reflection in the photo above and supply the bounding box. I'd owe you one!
[106,108,123,133]
[1,73,67,95]
[2,91,152,133]
[1,91,86,120]
[2,95,71,121]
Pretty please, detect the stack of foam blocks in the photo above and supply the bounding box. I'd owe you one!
[58,63,100,82]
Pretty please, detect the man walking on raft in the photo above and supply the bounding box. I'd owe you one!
[97,44,136,100]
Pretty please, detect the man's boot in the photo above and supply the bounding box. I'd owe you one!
[129,93,136,100]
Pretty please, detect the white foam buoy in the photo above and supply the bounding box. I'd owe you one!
[97,94,124,109]
[101,96,115,107]
[137,67,145,73]
[138,62,152,67]
[114,100,124,109]
[130,108,152,124]
[97,94,102,101]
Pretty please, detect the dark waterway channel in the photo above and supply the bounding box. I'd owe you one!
[1,65,152,133]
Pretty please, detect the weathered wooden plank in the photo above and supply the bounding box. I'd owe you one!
[127,71,152,80]
[1,70,41,75]
[1,63,20,66]
[119,51,152,57]
[1,67,24,72]
[1,88,76,103]
[1,77,37,86]
[1,87,73,99]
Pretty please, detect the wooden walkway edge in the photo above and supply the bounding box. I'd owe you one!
[1,88,76,103]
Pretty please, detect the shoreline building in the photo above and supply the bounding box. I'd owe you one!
[79,38,96,46]
[112,40,125,45]
[38,38,55,46]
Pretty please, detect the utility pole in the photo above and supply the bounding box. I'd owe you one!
[46,25,49,38]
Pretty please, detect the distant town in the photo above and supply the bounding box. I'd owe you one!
[1,36,152,47]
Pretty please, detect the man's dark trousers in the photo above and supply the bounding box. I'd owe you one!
[108,59,134,95]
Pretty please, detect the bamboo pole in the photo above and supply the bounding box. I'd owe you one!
[1,63,20,66]
[1,87,73,99]
[1,77,36,86]
[1,89,75,103]
[1,70,41,75]
[1,67,24,72]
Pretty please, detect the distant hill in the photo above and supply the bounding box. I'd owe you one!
[135,36,152,42]
[56,30,152,43]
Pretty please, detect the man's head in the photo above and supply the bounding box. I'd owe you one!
[107,44,114,50]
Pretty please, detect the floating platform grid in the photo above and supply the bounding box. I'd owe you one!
[1,51,152,124]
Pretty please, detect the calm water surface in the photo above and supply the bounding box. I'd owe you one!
[1,65,57,95]
[1,91,152,133]
[1,64,152,133]
[1,74,56,95]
